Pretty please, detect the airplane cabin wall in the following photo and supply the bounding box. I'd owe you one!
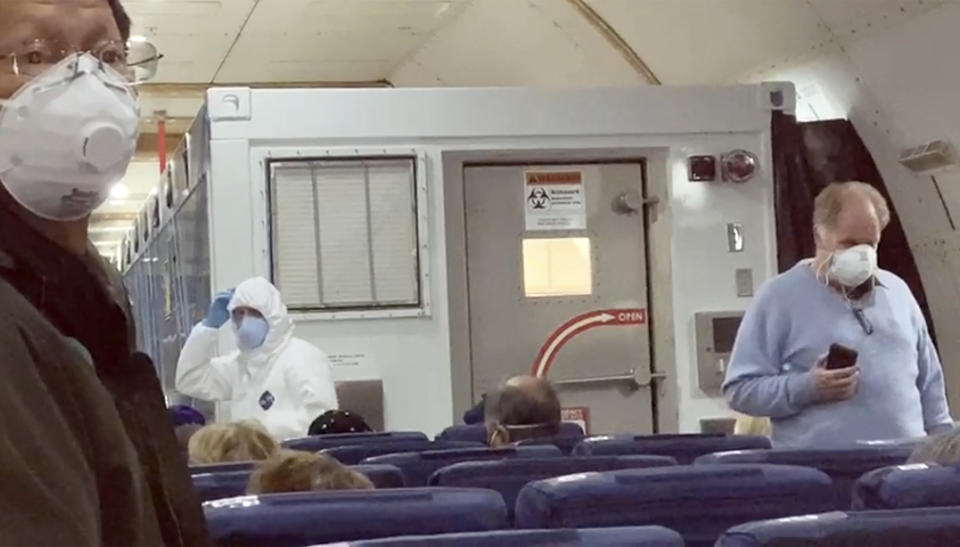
[742,0,960,413]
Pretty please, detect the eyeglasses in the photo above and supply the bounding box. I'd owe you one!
[0,38,162,84]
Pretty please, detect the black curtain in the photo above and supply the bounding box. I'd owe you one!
[771,111,936,342]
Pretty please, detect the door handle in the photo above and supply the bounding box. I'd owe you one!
[553,369,667,389]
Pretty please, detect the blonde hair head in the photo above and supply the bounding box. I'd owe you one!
[246,450,374,494]
[187,420,279,465]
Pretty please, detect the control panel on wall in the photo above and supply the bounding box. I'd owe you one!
[694,311,745,393]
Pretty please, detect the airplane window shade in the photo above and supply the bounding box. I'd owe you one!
[273,166,321,308]
[315,166,373,305]
[271,158,420,311]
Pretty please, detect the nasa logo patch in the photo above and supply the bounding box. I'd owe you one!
[258,390,275,411]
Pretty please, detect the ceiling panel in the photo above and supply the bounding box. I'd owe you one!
[214,0,469,83]
[390,0,643,87]
[125,0,258,83]
[806,0,905,29]
[586,0,833,84]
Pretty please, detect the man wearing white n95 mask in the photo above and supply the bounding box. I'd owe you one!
[724,181,952,447]
[176,277,339,440]
[0,1,207,544]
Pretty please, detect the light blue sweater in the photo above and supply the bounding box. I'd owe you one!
[724,261,953,447]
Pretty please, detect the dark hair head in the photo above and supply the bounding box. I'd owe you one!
[308,410,373,436]
[106,0,132,41]
[485,376,561,442]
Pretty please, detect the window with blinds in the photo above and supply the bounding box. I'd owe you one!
[269,157,420,311]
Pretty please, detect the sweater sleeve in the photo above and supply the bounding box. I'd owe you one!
[916,324,954,434]
[722,283,818,419]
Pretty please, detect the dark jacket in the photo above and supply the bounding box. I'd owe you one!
[0,209,209,546]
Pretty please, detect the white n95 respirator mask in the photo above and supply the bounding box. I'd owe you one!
[829,244,878,288]
[0,53,140,221]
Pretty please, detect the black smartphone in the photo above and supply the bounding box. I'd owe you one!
[826,343,858,370]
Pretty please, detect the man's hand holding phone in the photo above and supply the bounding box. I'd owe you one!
[811,344,860,403]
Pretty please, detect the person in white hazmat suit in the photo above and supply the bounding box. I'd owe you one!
[176,277,338,440]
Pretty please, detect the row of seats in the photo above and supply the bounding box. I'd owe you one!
[196,430,958,545]
[203,467,960,546]
[308,507,960,546]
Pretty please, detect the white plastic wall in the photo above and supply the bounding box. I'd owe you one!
[205,85,785,435]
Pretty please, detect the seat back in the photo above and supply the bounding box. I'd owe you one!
[436,423,584,447]
[430,455,676,520]
[853,463,960,509]
[515,464,834,547]
[341,526,684,546]
[573,433,770,463]
[516,435,587,456]
[322,440,482,465]
[435,424,487,443]
[204,487,508,546]
[717,507,960,546]
[365,445,562,486]
[189,461,258,475]
[696,445,913,508]
[192,464,406,501]
[281,431,427,452]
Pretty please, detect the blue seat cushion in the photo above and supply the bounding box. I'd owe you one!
[717,507,960,546]
[204,487,508,546]
[364,445,562,486]
[281,431,427,452]
[853,463,960,509]
[430,455,676,519]
[696,446,912,508]
[573,434,770,463]
[322,440,482,465]
[343,526,684,546]
[515,464,834,547]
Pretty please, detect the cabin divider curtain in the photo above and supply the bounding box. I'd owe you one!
[771,111,936,342]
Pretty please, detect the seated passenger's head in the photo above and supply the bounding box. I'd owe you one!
[812,182,890,288]
[485,375,561,447]
[246,450,374,494]
[187,420,279,464]
[308,410,373,436]
[908,427,960,465]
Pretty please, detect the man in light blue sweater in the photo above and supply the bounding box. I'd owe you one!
[724,182,953,447]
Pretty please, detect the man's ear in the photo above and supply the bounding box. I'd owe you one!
[488,425,509,447]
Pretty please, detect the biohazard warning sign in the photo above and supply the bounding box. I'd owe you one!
[524,170,586,231]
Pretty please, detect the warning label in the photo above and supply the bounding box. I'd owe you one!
[561,407,590,435]
[524,170,586,231]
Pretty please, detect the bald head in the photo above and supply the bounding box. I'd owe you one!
[485,375,561,446]
[813,182,890,258]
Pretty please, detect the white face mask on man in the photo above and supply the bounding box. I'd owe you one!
[0,53,140,221]
[827,244,878,288]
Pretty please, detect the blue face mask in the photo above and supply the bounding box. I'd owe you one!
[236,316,269,351]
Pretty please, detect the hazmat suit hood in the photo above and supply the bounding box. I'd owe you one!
[227,277,294,369]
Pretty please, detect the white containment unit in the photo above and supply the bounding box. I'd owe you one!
[123,84,793,436]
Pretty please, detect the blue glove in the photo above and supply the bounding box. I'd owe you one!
[202,289,235,328]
